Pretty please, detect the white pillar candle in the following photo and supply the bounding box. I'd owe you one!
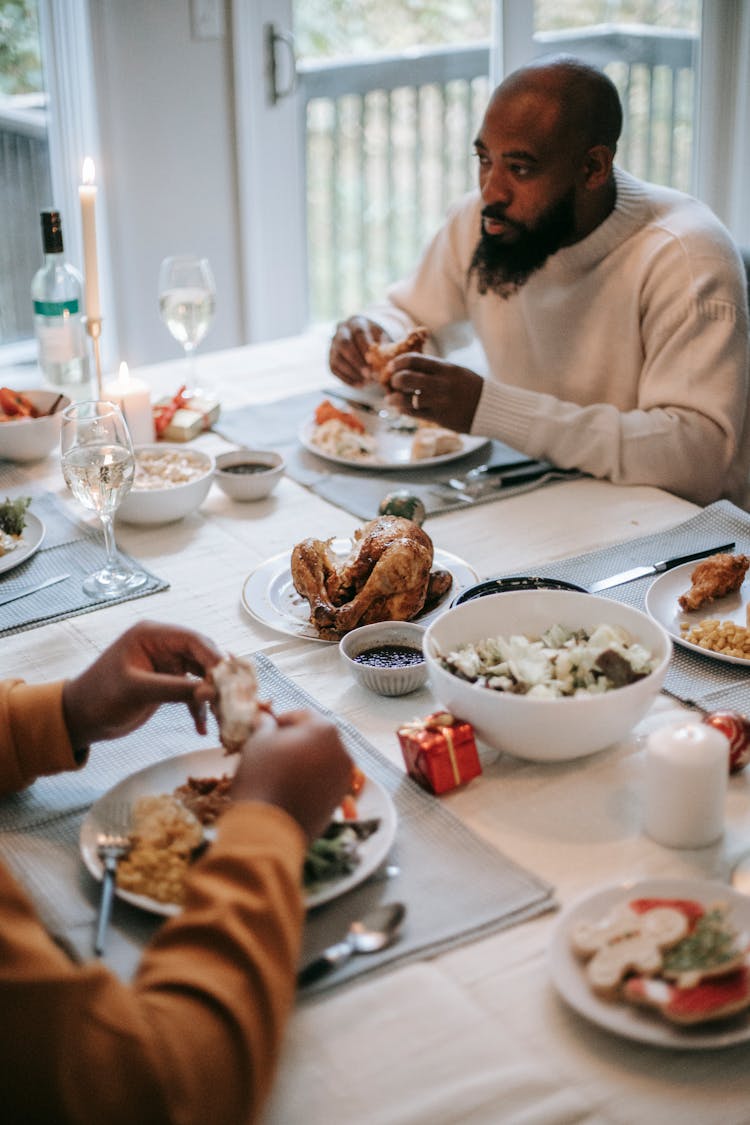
[643,721,728,848]
[79,157,101,321]
[103,362,154,445]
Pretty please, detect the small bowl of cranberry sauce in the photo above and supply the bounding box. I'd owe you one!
[339,621,428,696]
[214,449,285,501]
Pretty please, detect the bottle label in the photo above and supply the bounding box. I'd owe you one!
[36,317,86,365]
[33,298,80,316]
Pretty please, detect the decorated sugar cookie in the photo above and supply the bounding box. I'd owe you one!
[571,903,689,998]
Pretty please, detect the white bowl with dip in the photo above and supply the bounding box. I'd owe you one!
[118,444,214,525]
[339,621,428,696]
[214,449,285,501]
[424,590,671,762]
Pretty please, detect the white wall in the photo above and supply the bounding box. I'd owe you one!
[90,0,243,368]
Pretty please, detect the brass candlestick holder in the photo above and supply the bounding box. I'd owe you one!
[85,316,103,398]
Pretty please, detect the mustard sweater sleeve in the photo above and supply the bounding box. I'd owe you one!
[0,801,306,1125]
[0,679,82,795]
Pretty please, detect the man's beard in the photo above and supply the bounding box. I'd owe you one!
[468,189,577,298]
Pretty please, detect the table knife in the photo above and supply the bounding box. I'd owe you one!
[588,543,736,592]
[0,573,71,608]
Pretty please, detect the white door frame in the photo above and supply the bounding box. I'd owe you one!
[232,0,307,342]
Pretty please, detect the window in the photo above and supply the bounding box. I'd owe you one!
[0,0,110,373]
[532,0,701,193]
[295,1,493,323]
[0,0,51,358]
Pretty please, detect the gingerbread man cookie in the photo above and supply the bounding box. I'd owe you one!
[571,903,689,998]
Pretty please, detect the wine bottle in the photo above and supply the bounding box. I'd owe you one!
[31,210,91,394]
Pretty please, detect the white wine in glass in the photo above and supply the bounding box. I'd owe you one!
[158,255,216,399]
[61,401,147,599]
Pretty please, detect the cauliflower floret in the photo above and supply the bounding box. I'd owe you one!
[439,621,656,698]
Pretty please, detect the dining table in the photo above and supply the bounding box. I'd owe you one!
[3,327,750,1125]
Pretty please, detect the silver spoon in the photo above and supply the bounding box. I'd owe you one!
[297,901,406,987]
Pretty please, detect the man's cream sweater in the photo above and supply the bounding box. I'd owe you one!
[371,169,750,506]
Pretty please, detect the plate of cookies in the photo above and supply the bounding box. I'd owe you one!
[549,877,750,1048]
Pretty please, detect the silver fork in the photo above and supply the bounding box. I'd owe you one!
[94,803,132,956]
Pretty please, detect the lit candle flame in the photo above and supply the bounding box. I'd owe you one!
[118,361,129,386]
[82,157,96,185]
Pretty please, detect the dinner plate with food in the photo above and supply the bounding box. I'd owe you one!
[241,515,478,642]
[549,877,750,1049]
[80,747,397,916]
[299,398,488,470]
[645,550,750,667]
[0,497,45,576]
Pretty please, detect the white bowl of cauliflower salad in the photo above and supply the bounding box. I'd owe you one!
[424,590,671,762]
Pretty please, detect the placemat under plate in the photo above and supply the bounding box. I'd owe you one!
[0,490,168,637]
[0,653,555,994]
[215,391,579,519]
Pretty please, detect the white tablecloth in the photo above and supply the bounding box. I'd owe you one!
[4,332,750,1125]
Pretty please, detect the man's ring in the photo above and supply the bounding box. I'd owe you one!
[411,391,421,410]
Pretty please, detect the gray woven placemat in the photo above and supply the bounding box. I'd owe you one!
[492,499,750,713]
[0,653,555,991]
[0,489,169,636]
[215,391,576,519]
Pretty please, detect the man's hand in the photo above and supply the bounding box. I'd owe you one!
[386,354,484,434]
[329,316,391,386]
[230,710,352,842]
[62,621,221,749]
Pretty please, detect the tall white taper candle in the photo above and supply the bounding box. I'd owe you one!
[79,157,101,322]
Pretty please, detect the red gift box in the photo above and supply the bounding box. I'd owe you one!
[397,711,481,795]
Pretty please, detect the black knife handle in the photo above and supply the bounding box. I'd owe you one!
[297,954,337,988]
[471,458,539,477]
[297,939,352,988]
[660,542,735,572]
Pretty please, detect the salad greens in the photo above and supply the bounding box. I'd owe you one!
[0,496,31,537]
[303,818,381,890]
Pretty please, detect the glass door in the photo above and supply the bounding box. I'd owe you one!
[233,0,493,338]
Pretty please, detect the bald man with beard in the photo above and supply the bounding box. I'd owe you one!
[329,57,750,508]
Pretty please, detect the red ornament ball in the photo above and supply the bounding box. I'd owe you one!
[703,711,750,774]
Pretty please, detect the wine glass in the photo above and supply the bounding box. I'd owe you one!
[158,255,216,400]
[61,401,147,599]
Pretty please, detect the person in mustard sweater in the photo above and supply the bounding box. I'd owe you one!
[329,57,749,507]
[0,620,352,1125]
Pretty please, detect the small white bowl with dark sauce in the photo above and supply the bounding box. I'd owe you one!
[339,621,428,696]
[214,449,285,501]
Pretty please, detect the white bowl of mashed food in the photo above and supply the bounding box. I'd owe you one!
[424,590,671,762]
[117,444,215,525]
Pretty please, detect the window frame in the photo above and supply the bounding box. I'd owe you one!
[0,0,115,371]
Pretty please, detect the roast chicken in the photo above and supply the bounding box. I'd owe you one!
[678,553,750,612]
[291,515,452,639]
[365,327,428,387]
[209,654,263,753]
